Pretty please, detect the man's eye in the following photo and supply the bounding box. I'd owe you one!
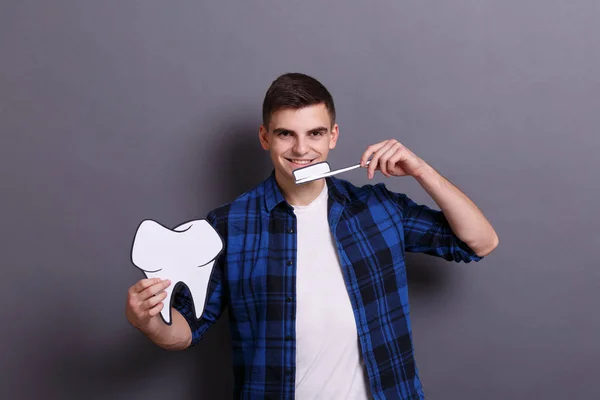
[311,131,324,136]
[277,131,290,136]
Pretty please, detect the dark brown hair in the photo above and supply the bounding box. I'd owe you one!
[262,73,336,128]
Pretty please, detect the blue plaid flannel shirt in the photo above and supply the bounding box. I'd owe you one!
[173,171,483,399]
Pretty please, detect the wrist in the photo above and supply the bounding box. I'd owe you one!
[413,163,444,192]
[139,315,166,336]
[412,161,435,181]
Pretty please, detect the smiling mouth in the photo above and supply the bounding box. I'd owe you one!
[286,158,316,165]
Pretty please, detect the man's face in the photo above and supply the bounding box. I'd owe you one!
[258,103,339,184]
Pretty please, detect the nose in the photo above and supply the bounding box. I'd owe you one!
[292,136,309,155]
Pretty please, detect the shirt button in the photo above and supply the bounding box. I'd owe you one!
[287,260,293,266]
[286,296,292,302]
[287,227,294,233]
[285,335,292,341]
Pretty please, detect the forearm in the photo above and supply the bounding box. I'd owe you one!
[414,163,499,257]
[142,308,192,351]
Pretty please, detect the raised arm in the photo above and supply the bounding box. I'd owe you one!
[361,139,499,257]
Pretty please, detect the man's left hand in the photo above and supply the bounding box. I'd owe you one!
[360,139,426,179]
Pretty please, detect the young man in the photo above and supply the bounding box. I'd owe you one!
[125,73,498,399]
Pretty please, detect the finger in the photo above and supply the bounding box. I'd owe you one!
[362,140,389,160]
[142,290,168,311]
[139,279,171,301]
[382,142,403,176]
[147,301,164,318]
[368,141,395,178]
[378,142,401,177]
[361,140,389,167]
[132,278,161,294]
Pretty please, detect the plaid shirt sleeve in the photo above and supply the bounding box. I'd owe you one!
[172,209,228,346]
[381,185,484,263]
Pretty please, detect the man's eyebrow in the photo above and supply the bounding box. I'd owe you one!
[273,127,294,134]
[309,126,329,132]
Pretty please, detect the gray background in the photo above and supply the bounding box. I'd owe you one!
[1,1,598,399]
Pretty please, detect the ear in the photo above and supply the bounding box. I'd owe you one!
[329,123,339,150]
[258,125,270,150]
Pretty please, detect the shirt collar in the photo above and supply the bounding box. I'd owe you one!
[263,170,287,212]
[263,169,350,212]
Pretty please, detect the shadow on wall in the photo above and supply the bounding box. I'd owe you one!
[405,252,460,309]
[196,113,273,207]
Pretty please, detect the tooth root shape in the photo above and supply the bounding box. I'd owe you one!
[131,219,224,325]
[182,259,217,319]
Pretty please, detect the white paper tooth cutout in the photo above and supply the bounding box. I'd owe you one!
[130,219,224,325]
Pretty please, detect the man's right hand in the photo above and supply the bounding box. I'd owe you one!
[125,277,192,350]
[126,278,171,331]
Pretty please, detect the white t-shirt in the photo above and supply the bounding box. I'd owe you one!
[292,183,371,399]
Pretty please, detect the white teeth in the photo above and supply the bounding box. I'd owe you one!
[290,159,312,164]
[131,219,223,324]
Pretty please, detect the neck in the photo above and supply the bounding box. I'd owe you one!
[275,171,326,206]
